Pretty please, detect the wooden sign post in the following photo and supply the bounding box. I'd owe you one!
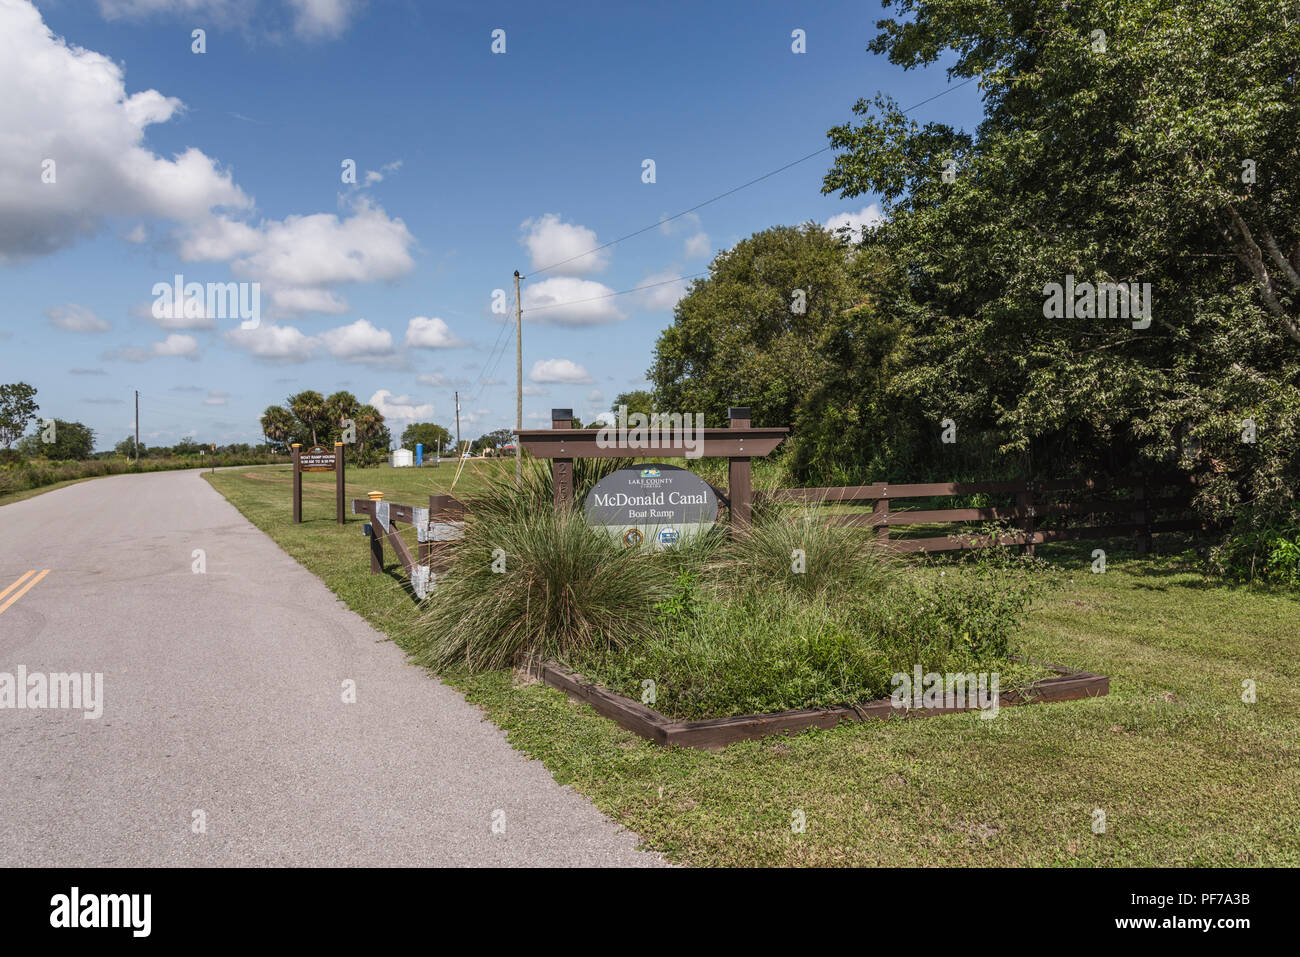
[516,407,787,536]
[292,441,345,524]
[291,443,302,523]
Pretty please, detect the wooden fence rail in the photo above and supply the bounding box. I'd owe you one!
[756,474,1210,555]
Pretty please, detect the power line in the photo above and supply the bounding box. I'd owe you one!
[526,74,983,278]
[522,271,708,314]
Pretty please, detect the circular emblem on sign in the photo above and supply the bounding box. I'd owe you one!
[623,528,644,548]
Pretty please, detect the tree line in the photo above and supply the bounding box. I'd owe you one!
[641,0,1298,546]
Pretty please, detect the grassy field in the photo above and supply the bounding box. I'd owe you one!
[206,462,1300,866]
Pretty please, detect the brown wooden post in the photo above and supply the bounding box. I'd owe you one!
[727,407,752,534]
[1016,479,1035,556]
[1134,475,1152,555]
[291,443,302,523]
[368,491,384,573]
[874,487,890,547]
[335,442,345,525]
[551,408,574,512]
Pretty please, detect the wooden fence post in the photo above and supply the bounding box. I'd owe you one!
[335,441,345,525]
[291,443,302,523]
[727,407,752,534]
[551,408,573,511]
[874,486,890,547]
[1134,475,1152,555]
[367,490,384,572]
[1017,479,1036,556]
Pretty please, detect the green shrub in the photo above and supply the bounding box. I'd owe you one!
[1208,504,1300,586]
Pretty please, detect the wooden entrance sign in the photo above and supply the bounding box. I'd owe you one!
[292,442,346,524]
[515,407,787,533]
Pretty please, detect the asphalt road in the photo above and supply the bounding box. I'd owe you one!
[0,470,663,867]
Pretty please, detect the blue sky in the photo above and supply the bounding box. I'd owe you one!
[0,0,981,450]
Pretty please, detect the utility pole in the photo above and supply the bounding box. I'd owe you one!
[454,390,461,457]
[134,390,139,462]
[514,270,523,487]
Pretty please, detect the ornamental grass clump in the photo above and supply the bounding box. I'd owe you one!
[718,501,897,599]
[412,503,673,673]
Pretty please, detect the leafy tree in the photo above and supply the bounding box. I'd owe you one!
[610,390,655,418]
[114,436,145,458]
[18,419,95,460]
[0,382,38,450]
[401,422,452,454]
[649,224,865,433]
[471,429,514,454]
[817,0,1300,513]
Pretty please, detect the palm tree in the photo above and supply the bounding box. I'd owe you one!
[287,390,326,445]
[353,404,384,462]
[260,406,295,452]
[324,391,359,442]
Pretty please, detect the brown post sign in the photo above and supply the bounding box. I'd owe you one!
[292,442,345,523]
[299,445,337,471]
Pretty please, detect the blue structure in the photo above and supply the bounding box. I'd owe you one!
[415,443,423,466]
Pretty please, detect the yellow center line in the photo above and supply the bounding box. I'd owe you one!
[0,571,35,603]
[0,569,51,617]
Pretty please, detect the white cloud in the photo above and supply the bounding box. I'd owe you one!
[823,204,884,243]
[529,359,592,384]
[636,268,691,312]
[363,159,402,186]
[96,1,360,40]
[223,323,318,362]
[152,333,199,358]
[285,0,359,39]
[0,1,249,261]
[519,214,608,275]
[522,384,549,396]
[320,318,394,361]
[658,211,702,236]
[178,198,416,317]
[46,304,110,333]
[105,333,199,361]
[203,390,229,406]
[683,232,710,258]
[404,316,465,349]
[522,277,624,327]
[368,389,432,424]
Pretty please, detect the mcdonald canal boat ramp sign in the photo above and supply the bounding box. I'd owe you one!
[583,464,719,548]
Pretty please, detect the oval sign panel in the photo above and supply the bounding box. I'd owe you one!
[583,464,719,548]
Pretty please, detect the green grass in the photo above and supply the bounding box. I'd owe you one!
[206,464,1300,866]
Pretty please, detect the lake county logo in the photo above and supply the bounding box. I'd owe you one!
[640,468,661,478]
[622,528,644,548]
[657,527,680,547]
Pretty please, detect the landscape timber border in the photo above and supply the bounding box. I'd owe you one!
[527,657,1110,750]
